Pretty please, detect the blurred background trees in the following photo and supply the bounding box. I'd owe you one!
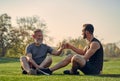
[0,13,51,57]
[104,42,120,57]
[0,13,12,57]
[0,13,120,58]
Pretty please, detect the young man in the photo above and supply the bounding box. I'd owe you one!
[39,24,104,75]
[20,29,64,75]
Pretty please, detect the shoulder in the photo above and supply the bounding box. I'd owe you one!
[26,43,35,48]
[41,43,52,48]
[92,38,101,44]
[41,43,48,47]
[90,41,100,50]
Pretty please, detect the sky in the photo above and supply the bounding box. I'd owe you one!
[0,0,120,46]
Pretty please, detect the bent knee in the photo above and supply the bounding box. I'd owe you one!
[45,56,52,63]
[46,56,52,61]
[72,55,84,62]
[72,55,80,59]
[72,55,86,66]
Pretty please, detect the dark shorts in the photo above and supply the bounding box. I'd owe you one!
[78,62,100,75]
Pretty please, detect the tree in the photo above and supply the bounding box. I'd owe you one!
[8,16,51,56]
[16,16,51,43]
[6,28,29,57]
[57,36,87,56]
[104,43,120,57]
[0,14,52,57]
[68,36,87,49]
[0,13,12,57]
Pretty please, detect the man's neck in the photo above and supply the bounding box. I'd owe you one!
[34,42,42,46]
[87,35,94,43]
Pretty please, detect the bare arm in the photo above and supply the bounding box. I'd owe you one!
[51,47,63,56]
[51,43,66,56]
[83,42,100,60]
[26,53,40,69]
[65,43,86,55]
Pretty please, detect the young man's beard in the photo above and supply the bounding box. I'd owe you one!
[83,33,87,39]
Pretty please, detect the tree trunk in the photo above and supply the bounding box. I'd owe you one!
[0,47,6,57]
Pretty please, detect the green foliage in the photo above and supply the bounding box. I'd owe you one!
[57,37,120,58]
[68,36,87,49]
[0,13,12,57]
[0,13,120,59]
[8,16,51,57]
[0,13,51,57]
[57,36,87,56]
[0,57,120,81]
[104,43,120,57]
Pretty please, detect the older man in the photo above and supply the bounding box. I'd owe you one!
[20,29,64,75]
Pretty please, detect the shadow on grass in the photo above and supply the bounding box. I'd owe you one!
[0,57,19,63]
[95,74,120,78]
[52,73,120,78]
[52,74,82,76]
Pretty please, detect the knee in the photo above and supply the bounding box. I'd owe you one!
[71,55,82,62]
[71,55,86,66]
[20,56,27,62]
[46,56,52,63]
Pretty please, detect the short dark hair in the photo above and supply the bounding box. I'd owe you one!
[83,24,94,34]
[34,29,42,34]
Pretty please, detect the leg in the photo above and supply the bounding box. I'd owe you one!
[71,54,86,73]
[39,55,52,68]
[50,54,74,72]
[20,56,37,75]
[20,56,31,73]
[37,54,73,75]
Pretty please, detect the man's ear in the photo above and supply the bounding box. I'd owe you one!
[32,34,35,38]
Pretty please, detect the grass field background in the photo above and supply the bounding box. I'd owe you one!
[0,56,120,81]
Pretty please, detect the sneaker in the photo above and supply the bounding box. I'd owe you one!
[22,70,27,74]
[37,69,44,75]
[37,68,52,75]
[21,66,27,74]
[28,69,37,75]
[63,70,79,75]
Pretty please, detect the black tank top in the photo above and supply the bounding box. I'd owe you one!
[88,38,103,71]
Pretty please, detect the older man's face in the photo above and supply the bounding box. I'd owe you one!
[34,32,43,44]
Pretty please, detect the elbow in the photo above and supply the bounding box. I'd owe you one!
[52,51,61,56]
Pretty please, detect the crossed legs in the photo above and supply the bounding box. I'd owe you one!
[20,54,86,75]
[20,55,52,73]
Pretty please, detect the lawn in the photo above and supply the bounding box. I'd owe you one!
[0,56,120,81]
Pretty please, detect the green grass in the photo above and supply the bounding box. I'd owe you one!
[0,56,120,81]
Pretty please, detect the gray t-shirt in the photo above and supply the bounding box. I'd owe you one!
[26,43,53,64]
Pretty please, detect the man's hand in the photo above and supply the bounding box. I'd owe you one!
[62,43,72,49]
